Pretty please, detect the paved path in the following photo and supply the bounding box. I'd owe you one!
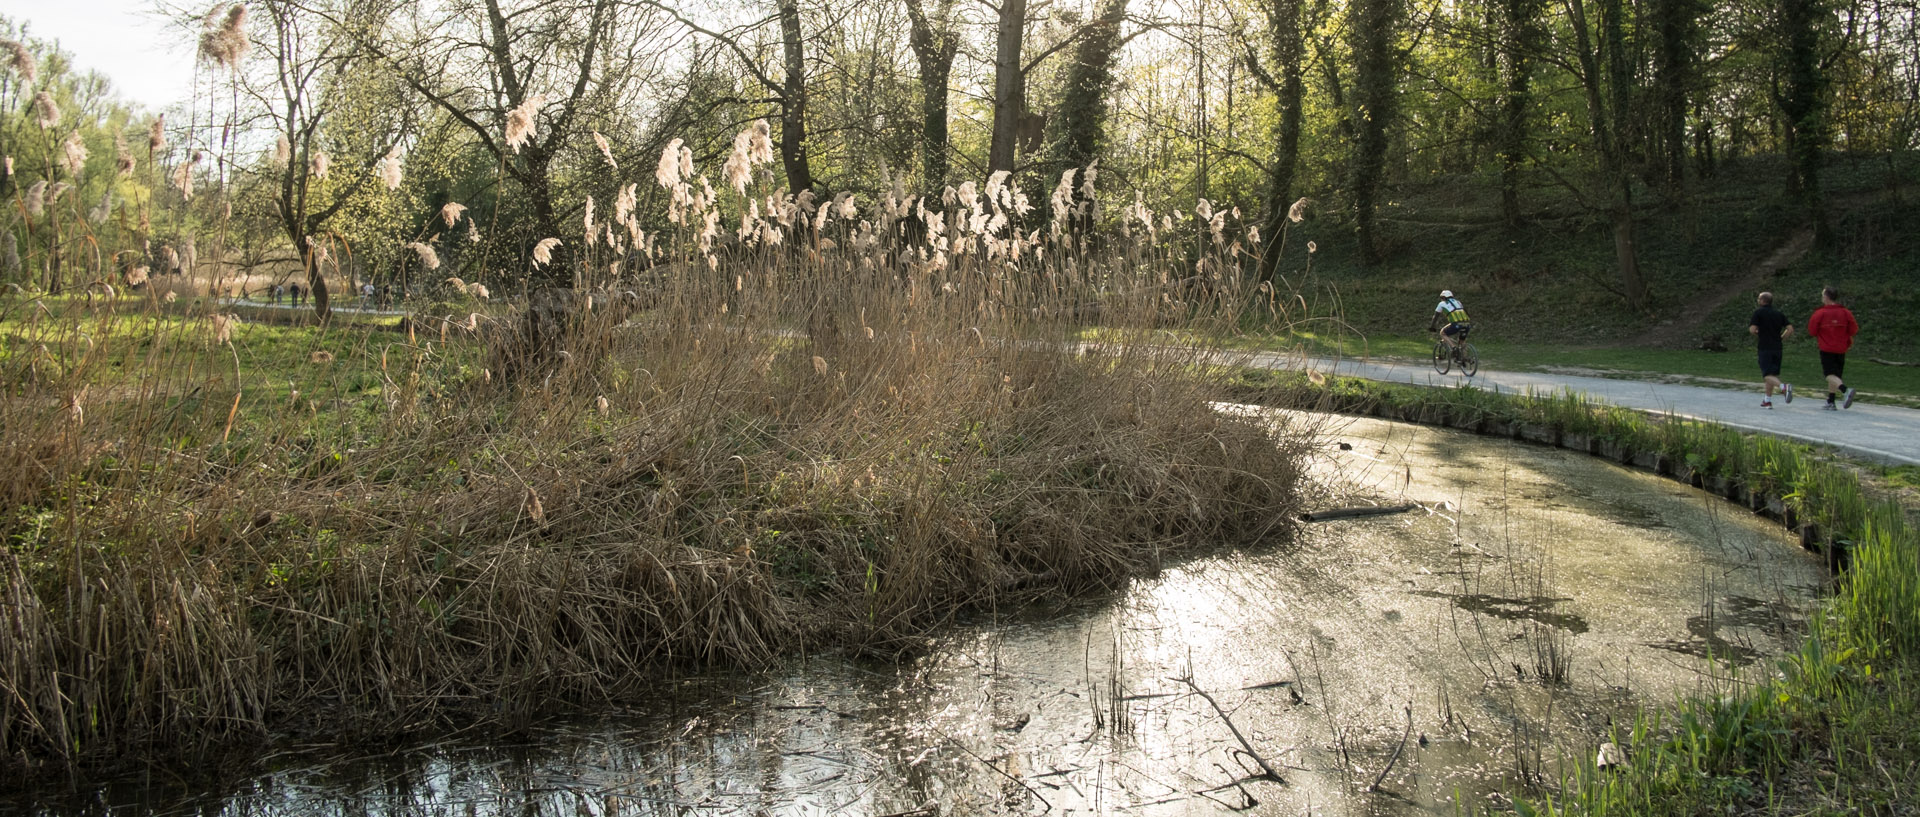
[221,299,411,317]
[1233,348,1920,466]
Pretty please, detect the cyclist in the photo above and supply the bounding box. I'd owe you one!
[1428,289,1472,356]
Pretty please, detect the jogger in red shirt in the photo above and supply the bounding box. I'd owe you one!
[1806,286,1860,409]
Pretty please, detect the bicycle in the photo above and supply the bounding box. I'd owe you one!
[1431,329,1479,377]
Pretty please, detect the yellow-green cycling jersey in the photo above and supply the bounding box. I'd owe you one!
[1436,297,1470,325]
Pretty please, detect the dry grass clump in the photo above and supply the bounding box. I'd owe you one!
[0,133,1312,780]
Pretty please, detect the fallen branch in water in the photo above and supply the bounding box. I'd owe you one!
[1300,503,1419,522]
[931,726,1052,812]
[1239,679,1293,691]
[1368,704,1414,792]
[1172,674,1286,784]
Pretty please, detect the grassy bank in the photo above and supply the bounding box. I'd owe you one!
[0,165,1314,783]
[1236,370,1920,814]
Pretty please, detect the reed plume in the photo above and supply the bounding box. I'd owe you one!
[115,130,135,175]
[405,241,440,270]
[309,151,329,179]
[1287,196,1308,223]
[532,237,560,267]
[24,180,46,216]
[173,154,199,201]
[32,91,58,128]
[148,116,166,152]
[197,4,250,70]
[592,131,617,168]
[655,138,684,188]
[1,39,35,84]
[379,146,403,190]
[60,131,87,175]
[504,94,545,153]
[210,313,239,344]
[440,201,468,228]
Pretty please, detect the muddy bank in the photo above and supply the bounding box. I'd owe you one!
[13,411,1824,816]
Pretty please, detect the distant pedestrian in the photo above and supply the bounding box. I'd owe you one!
[1806,286,1859,410]
[1748,291,1794,408]
[270,284,283,305]
[290,282,304,307]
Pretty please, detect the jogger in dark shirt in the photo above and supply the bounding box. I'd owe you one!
[1748,292,1794,408]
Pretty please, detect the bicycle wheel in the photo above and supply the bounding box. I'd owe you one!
[1459,343,1480,377]
[1432,341,1452,375]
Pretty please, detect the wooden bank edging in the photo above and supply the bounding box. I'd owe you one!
[1263,389,1851,574]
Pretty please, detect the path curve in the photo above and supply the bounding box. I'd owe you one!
[1233,348,1920,466]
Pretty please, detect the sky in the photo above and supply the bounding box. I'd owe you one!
[0,0,198,110]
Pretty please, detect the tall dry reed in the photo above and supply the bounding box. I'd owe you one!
[0,127,1316,781]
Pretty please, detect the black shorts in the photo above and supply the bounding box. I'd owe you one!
[1820,350,1847,379]
[1757,349,1783,377]
[1442,322,1470,339]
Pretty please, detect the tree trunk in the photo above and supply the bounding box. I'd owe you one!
[1258,0,1306,280]
[1348,0,1401,265]
[905,0,958,187]
[778,0,814,194]
[1609,195,1644,308]
[1497,0,1540,228]
[1777,0,1829,242]
[1053,0,1128,171]
[1565,0,1648,309]
[1651,0,1702,191]
[988,0,1029,174]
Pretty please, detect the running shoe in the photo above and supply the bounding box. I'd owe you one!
[1761,400,1773,409]
[1824,402,1838,411]
[1843,388,1856,409]
[1783,384,1793,403]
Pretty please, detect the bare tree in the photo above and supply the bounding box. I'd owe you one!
[987,0,1028,174]
[248,0,409,319]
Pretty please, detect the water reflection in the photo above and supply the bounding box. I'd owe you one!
[17,410,1825,816]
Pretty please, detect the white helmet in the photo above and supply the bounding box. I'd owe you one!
[1440,290,1453,298]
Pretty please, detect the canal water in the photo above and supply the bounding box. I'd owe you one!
[18,410,1825,816]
